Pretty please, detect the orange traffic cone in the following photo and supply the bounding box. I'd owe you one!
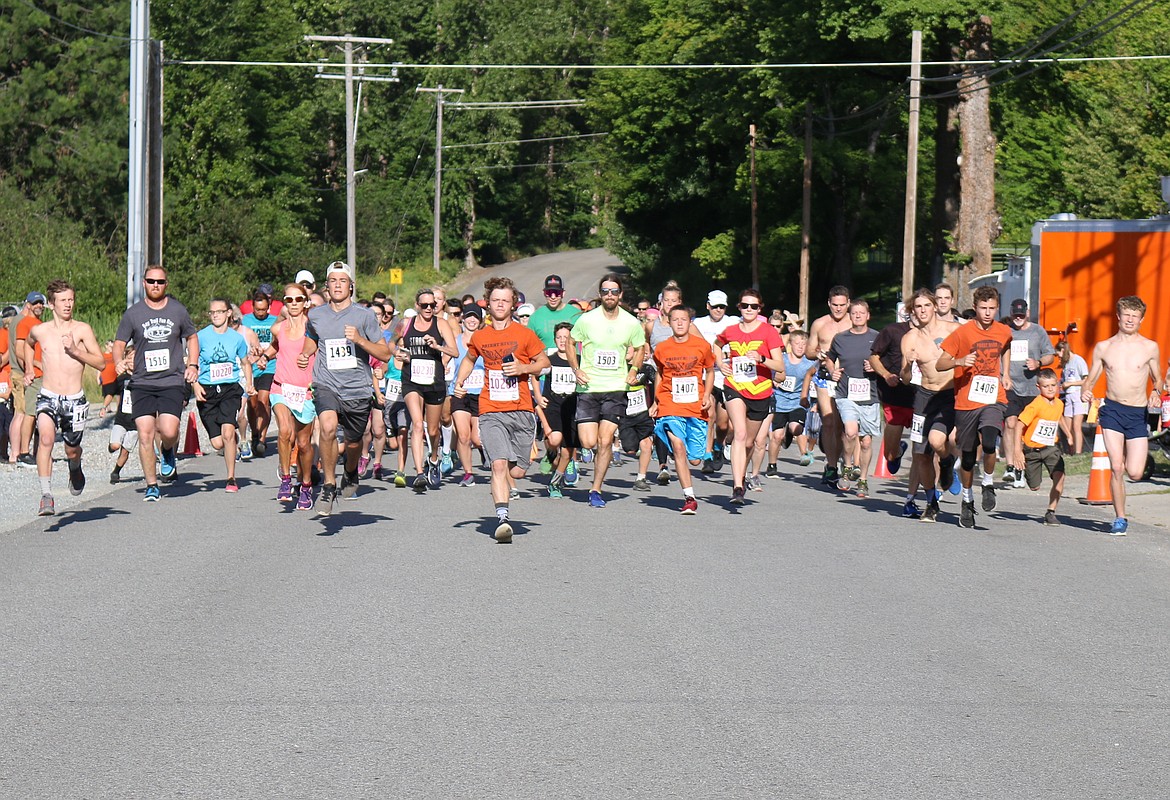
[872,439,905,479]
[181,412,203,457]
[1085,425,1112,505]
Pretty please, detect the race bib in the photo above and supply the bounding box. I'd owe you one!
[282,383,308,413]
[910,361,923,386]
[910,413,925,444]
[144,348,170,373]
[626,389,648,415]
[463,369,484,391]
[847,377,871,402]
[824,380,838,394]
[778,376,797,393]
[0,381,8,398]
[71,403,88,432]
[383,378,402,403]
[1010,340,1029,363]
[1162,398,1170,424]
[120,390,133,414]
[488,369,519,402]
[550,366,576,395]
[731,356,757,383]
[410,359,436,385]
[594,349,620,370]
[208,362,234,384]
[324,338,357,370]
[1032,419,1059,447]
[671,376,699,404]
[967,375,999,405]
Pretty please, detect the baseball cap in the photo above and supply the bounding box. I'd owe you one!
[257,283,274,297]
[544,275,565,292]
[462,303,483,320]
[517,303,535,317]
[1010,299,1028,316]
[294,270,315,286]
[325,260,353,281]
[708,290,728,307]
[26,291,46,305]
[403,308,418,319]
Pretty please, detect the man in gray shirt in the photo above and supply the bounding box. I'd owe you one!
[1003,298,1056,487]
[298,261,392,515]
[826,299,880,497]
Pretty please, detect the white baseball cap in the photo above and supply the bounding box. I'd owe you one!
[708,290,729,306]
[517,303,535,317]
[325,261,353,281]
[295,269,315,286]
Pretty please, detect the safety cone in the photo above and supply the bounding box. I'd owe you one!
[873,440,900,479]
[1085,425,1112,505]
[181,411,203,457]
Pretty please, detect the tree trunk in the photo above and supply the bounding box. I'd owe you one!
[463,177,479,270]
[544,144,555,237]
[931,35,961,288]
[951,15,1000,310]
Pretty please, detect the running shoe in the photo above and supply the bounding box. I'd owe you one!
[239,439,253,462]
[847,464,863,482]
[394,471,407,488]
[922,500,940,523]
[701,459,716,475]
[902,499,921,519]
[1110,517,1128,536]
[588,490,606,508]
[632,477,651,492]
[159,447,178,481]
[1013,474,1027,490]
[564,459,579,486]
[548,481,563,499]
[413,473,428,493]
[539,455,553,475]
[886,441,907,474]
[611,451,622,467]
[959,500,976,528]
[371,464,383,481]
[109,467,121,485]
[782,428,793,450]
[459,472,475,487]
[494,520,513,543]
[17,453,35,467]
[440,452,454,475]
[656,467,671,486]
[68,462,85,496]
[855,480,869,499]
[938,455,956,494]
[1044,510,1059,526]
[712,447,725,467]
[949,470,962,495]
[296,484,314,511]
[765,464,779,479]
[38,494,55,516]
[582,449,594,464]
[731,486,746,505]
[253,439,267,458]
[981,484,997,512]
[821,465,838,486]
[358,456,370,477]
[509,487,521,500]
[225,479,239,494]
[427,459,442,489]
[748,475,764,492]
[799,453,814,467]
[341,470,359,499]
[1002,466,1016,485]
[278,475,294,502]
[144,485,161,502]
[318,484,337,516]
[680,496,698,515]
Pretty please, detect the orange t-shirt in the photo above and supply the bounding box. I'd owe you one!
[653,334,715,419]
[0,327,10,387]
[1019,396,1064,448]
[940,320,1013,411]
[15,315,43,379]
[99,352,118,386]
[465,321,546,414]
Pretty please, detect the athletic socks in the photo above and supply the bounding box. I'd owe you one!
[40,476,51,495]
[495,502,509,522]
[682,487,695,499]
[981,471,995,487]
[441,423,453,454]
[961,487,974,502]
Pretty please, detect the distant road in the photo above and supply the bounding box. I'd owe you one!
[447,248,627,306]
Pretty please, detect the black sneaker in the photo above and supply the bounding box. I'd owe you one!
[68,462,86,496]
[782,428,793,450]
[938,455,956,493]
[922,500,940,523]
[17,453,35,467]
[731,486,746,505]
[109,467,121,485]
[318,484,337,516]
[821,466,839,486]
[413,473,428,493]
[701,459,715,474]
[341,470,359,499]
[959,500,976,528]
[981,485,996,512]
[1044,510,1059,526]
[765,464,779,478]
[656,467,670,486]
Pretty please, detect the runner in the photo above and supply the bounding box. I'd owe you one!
[714,289,785,505]
[1002,299,1056,488]
[824,300,879,498]
[229,305,260,461]
[933,282,961,324]
[0,314,15,462]
[868,313,917,477]
[652,305,715,514]
[392,288,459,492]
[900,288,961,523]
[528,274,581,350]
[693,290,739,473]
[25,280,106,516]
[13,292,47,466]
[936,286,1014,528]
[241,290,278,457]
[105,351,138,485]
[644,282,704,484]
[193,297,254,492]
[453,276,550,542]
[538,322,579,497]
[1058,341,1089,454]
[451,303,486,488]
[1018,368,1066,526]
[298,261,391,516]
[807,286,852,486]
[620,361,656,491]
[767,329,817,474]
[1081,295,1163,535]
[566,273,646,508]
[260,283,317,509]
[113,266,199,501]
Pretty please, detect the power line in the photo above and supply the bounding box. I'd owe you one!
[444,160,600,172]
[14,0,130,41]
[443,132,609,150]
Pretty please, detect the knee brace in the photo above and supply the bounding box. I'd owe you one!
[980,427,999,456]
[961,449,978,472]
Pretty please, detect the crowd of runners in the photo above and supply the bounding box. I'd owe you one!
[3,262,1169,540]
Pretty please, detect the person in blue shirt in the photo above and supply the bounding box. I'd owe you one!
[767,329,819,474]
[242,291,277,457]
[195,297,254,492]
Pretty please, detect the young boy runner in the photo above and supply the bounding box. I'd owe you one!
[768,329,817,473]
[454,276,550,542]
[193,298,254,492]
[539,322,579,497]
[652,306,715,514]
[620,362,657,491]
[1017,369,1066,526]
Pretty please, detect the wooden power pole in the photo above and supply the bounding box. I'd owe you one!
[749,124,760,291]
[901,30,923,309]
[798,104,813,325]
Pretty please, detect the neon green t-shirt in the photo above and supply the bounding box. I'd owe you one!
[569,307,646,393]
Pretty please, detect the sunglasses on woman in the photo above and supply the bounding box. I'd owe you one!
[418,302,437,310]
[739,302,761,310]
[283,296,306,304]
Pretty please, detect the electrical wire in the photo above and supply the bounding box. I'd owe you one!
[443,132,609,150]
[13,0,131,41]
[443,160,600,172]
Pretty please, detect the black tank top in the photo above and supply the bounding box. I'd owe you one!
[404,316,445,381]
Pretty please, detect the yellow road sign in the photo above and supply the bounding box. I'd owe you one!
[390,269,403,285]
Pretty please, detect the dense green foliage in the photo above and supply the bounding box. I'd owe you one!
[2,0,1169,318]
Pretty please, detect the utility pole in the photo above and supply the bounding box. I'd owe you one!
[749,124,759,291]
[304,34,397,284]
[417,85,464,272]
[126,0,150,306]
[901,30,923,309]
[798,104,813,326]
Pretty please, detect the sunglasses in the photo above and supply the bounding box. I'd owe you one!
[518,314,531,319]
[283,296,306,304]
[599,288,621,296]
[145,278,167,286]
[544,290,564,297]
[711,304,727,310]
[739,302,761,311]
[450,310,463,316]
[637,306,650,312]
[418,302,437,310]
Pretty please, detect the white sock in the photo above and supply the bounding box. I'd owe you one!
[981,471,994,487]
[683,487,695,498]
[961,487,973,502]
[40,476,51,495]
[441,423,453,454]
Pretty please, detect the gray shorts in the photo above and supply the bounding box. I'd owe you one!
[110,422,140,450]
[955,404,1006,453]
[480,410,538,469]
[836,398,881,438]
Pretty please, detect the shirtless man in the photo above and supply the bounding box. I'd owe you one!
[807,286,852,486]
[26,280,106,516]
[1081,295,1163,535]
[900,288,961,523]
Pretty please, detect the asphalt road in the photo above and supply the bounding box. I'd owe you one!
[448,247,626,307]
[4,251,1170,798]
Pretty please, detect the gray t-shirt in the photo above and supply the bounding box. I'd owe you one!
[115,297,197,389]
[305,302,382,400]
[1008,323,1055,397]
[828,328,879,405]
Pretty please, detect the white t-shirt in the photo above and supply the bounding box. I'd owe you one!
[693,314,739,389]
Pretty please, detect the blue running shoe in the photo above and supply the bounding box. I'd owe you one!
[949,470,962,495]
[239,439,253,463]
[440,452,454,475]
[582,449,594,464]
[1110,517,1128,536]
[564,459,579,486]
[159,447,177,482]
[428,459,441,489]
[589,490,606,508]
[887,441,908,474]
[144,485,161,502]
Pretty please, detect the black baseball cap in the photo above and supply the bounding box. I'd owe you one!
[1010,299,1028,316]
[544,275,564,292]
[461,303,483,320]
